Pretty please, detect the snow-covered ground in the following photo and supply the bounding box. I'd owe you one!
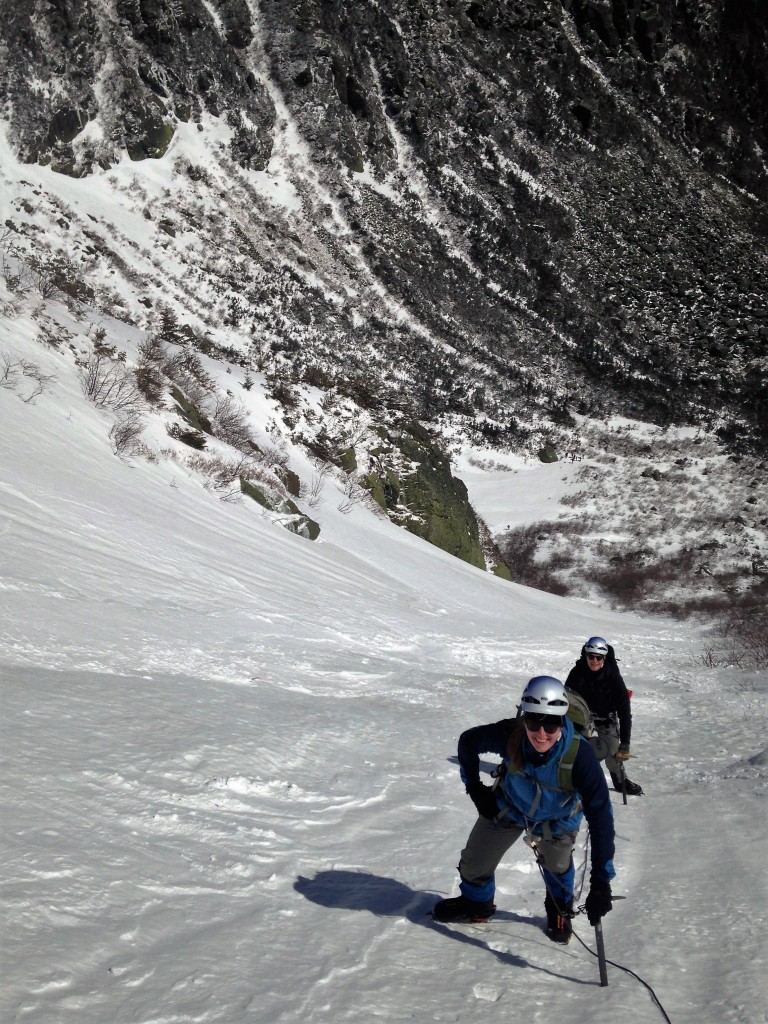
[2,297,767,1024]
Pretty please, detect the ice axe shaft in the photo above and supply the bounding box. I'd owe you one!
[595,920,609,986]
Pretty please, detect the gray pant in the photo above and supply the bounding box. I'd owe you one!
[590,718,621,774]
[459,815,577,890]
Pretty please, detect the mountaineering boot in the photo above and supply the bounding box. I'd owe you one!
[432,895,496,923]
[610,771,644,796]
[544,893,573,944]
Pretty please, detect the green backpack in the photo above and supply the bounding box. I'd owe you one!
[565,686,594,738]
[553,688,593,792]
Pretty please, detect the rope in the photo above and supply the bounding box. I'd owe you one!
[529,833,674,1024]
[569,924,673,1024]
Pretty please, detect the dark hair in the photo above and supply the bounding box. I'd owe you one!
[506,719,527,773]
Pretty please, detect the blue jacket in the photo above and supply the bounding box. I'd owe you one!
[458,716,615,885]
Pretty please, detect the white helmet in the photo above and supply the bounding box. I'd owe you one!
[520,676,569,716]
[583,636,609,657]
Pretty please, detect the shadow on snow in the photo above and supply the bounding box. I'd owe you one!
[294,869,595,985]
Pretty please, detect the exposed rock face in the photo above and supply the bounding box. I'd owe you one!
[240,479,320,540]
[364,422,486,569]
[2,0,766,452]
[2,0,275,172]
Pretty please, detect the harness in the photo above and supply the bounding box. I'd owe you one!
[491,731,583,838]
[593,711,618,727]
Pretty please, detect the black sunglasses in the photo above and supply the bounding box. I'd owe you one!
[523,713,563,734]
[586,654,605,661]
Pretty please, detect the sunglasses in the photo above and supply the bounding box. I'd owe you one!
[586,654,605,662]
[523,713,563,734]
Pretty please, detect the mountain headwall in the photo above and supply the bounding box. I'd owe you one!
[2,0,766,450]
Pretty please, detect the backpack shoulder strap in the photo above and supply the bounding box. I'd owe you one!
[503,732,581,794]
[556,733,582,792]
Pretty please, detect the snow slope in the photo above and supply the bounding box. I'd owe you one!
[1,305,767,1024]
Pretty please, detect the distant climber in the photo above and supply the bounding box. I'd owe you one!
[566,636,643,796]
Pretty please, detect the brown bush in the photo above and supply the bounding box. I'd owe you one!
[496,522,574,596]
[720,583,768,668]
[593,546,698,608]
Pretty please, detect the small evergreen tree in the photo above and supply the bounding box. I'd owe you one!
[157,305,183,345]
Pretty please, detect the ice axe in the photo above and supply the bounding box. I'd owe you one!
[617,692,630,804]
[595,919,609,986]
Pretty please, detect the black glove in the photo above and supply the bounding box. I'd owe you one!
[585,882,612,925]
[466,781,498,820]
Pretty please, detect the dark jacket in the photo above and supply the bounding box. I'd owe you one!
[458,718,615,886]
[565,643,632,746]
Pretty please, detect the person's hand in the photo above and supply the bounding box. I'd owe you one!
[615,744,630,762]
[466,781,498,820]
[585,882,612,925]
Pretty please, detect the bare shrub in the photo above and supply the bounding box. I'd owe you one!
[92,282,129,318]
[559,490,589,508]
[78,353,138,409]
[110,412,146,458]
[0,293,22,318]
[187,451,256,491]
[28,254,91,303]
[260,440,289,470]
[187,451,287,506]
[592,563,651,605]
[337,474,367,514]
[700,645,720,668]
[28,258,60,300]
[211,395,255,452]
[1,353,21,391]
[0,352,17,387]
[301,461,332,508]
[19,362,55,403]
[0,238,30,295]
[718,584,768,669]
[138,336,168,365]
[340,475,385,516]
[162,346,215,398]
[304,418,368,467]
[1,353,56,403]
[653,593,732,621]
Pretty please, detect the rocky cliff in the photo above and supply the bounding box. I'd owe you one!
[2,0,766,455]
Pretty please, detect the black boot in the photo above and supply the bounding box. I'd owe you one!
[432,895,496,923]
[610,771,644,796]
[544,893,573,944]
